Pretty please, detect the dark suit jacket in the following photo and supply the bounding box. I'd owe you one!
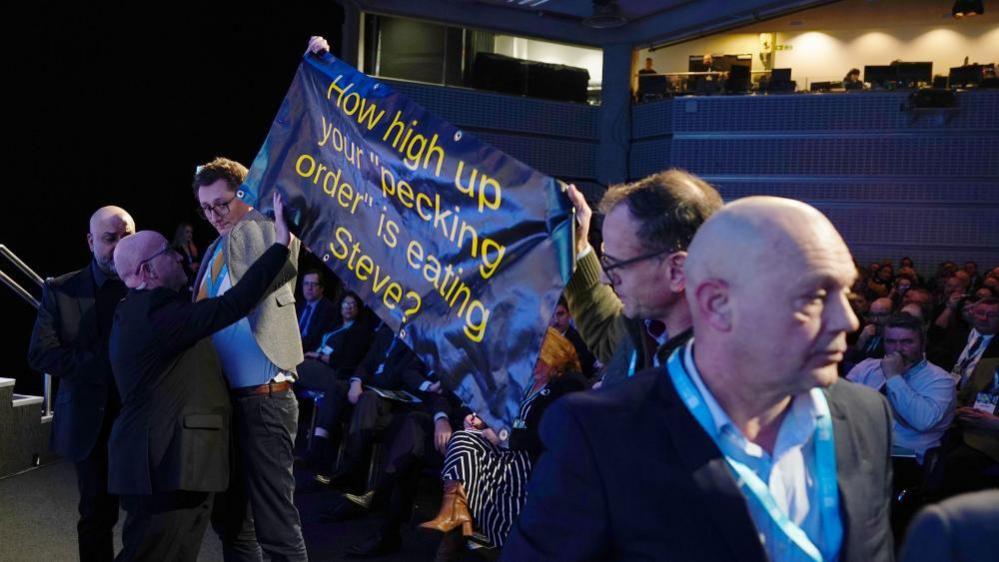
[509,373,586,462]
[899,489,999,562]
[296,297,339,353]
[107,244,289,495]
[355,324,428,393]
[502,368,894,562]
[563,327,598,380]
[27,263,115,461]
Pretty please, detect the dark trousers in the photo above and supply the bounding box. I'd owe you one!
[377,411,443,535]
[117,491,213,562]
[75,421,119,562]
[233,389,308,562]
[210,456,264,562]
[342,392,413,473]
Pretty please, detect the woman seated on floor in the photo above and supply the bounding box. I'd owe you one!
[419,327,586,558]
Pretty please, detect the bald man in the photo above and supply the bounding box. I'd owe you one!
[28,205,135,562]
[503,197,893,562]
[108,193,292,561]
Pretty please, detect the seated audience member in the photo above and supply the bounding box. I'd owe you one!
[925,299,999,499]
[170,222,200,286]
[420,328,585,554]
[549,296,598,380]
[900,302,926,323]
[843,68,863,90]
[107,193,292,561]
[314,324,432,495]
[948,297,998,387]
[842,296,892,373]
[847,313,956,462]
[867,263,893,299]
[963,261,980,290]
[332,384,463,557]
[903,287,935,326]
[296,269,340,353]
[899,490,999,562]
[298,291,374,385]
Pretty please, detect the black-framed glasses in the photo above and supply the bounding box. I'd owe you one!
[197,195,237,220]
[135,244,174,275]
[599,246,675,282]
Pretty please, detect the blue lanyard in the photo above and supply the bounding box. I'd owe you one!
[627,349,638,378]
[666,348,842,562]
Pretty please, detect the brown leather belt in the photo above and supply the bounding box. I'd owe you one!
[231,380,292,397]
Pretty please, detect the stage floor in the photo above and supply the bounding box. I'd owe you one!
[0,460,479,561]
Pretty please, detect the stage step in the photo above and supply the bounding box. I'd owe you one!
[1,377,54,478]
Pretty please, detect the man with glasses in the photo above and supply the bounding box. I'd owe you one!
[28,205,135,562]
[192,156,306,560]
[107,193,294,561]
[562,169,723,389]
[842,296,893,374]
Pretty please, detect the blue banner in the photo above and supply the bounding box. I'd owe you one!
[241,53,574,434]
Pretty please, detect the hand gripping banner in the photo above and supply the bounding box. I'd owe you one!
[240,52,574,435]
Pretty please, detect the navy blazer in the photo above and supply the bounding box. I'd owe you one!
[297,297,340,353]
[28,263,115,461]
[502,367,894,562]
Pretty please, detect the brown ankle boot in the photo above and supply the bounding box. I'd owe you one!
[419,480,474,536]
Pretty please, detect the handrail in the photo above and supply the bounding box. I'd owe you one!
[1,243,51,418]
[0,245,44,287]
[1,270,39,309]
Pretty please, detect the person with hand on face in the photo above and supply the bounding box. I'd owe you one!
[108,193,294,562]
[28,205,135,562]
[847,313,956,463]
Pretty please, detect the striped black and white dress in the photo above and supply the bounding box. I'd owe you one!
[440,385,548,548]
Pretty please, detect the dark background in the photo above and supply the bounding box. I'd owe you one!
[4,1,345,395]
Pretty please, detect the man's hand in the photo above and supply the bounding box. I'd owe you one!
[434,418,453,454]
[880,351,907,379]
[428,381,443,394]
[956,407,999,432]
[347,380,363,405]
[304,351,319,360]
[855,324,877,348]
[947,292,967,310]
[566,183,592,255]
[305,36,330,55]
[273,192,290,247]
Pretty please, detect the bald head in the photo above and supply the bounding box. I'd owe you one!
[114,231,185,291]
[87,206,135,278]
[685,196,858,394]
[685,197,849,293]
[870,297,893,315]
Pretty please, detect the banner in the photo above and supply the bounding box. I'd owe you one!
[240,53,574,434]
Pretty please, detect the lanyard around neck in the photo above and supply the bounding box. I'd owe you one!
[666,349,842,562]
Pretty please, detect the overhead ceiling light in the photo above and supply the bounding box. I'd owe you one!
[583,0,627,29]
[952,0,985,17]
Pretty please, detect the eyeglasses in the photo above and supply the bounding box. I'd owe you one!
[599,246,675,284]
[197,195,237,220]
[135,244,174,276]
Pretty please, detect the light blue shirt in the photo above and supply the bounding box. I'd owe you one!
[681,344,839,562]
[846,356,955,462]
[208,266,280,389]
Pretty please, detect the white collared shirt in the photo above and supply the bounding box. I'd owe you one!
[682,344,832,561]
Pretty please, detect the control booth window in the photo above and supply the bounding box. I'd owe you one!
[362,13,602,104]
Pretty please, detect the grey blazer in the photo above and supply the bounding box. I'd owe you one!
[194,209,303,372]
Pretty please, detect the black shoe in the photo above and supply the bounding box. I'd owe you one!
[318,498,366,523]
[345,532,402,558]
[314,469,361,492]
[343,490,375,510]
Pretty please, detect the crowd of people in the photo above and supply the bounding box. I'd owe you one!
[25,35,998,562]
